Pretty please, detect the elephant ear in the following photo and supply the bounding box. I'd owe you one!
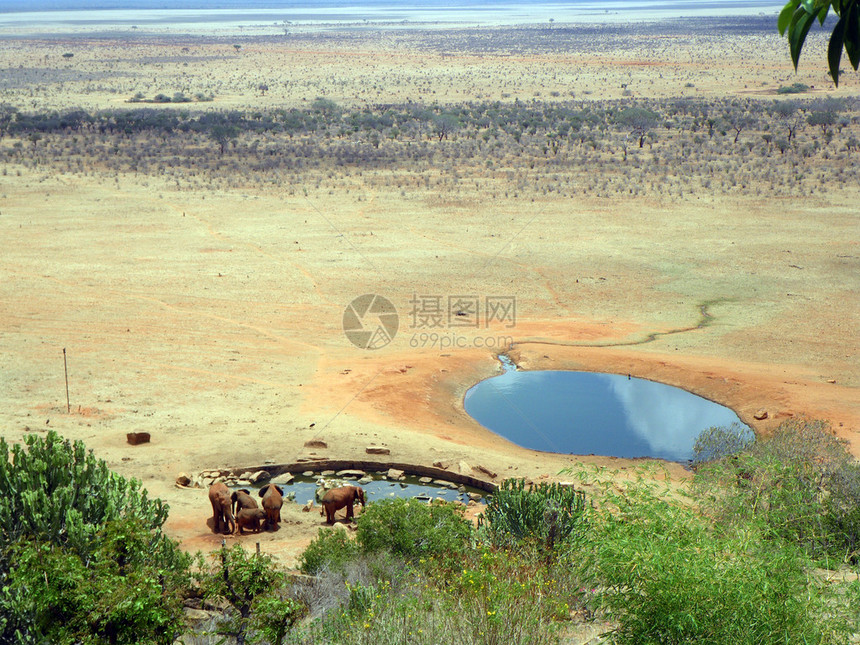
[275,485,284,495]
[238,488,250,495]
[231,491,239,502]
[259,485,269,498]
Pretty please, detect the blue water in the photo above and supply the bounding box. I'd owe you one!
[235,475,482,506]
[464,367,750,462]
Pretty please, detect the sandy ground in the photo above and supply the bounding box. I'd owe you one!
[1,24,858,567]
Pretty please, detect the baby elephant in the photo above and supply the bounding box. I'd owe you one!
[236,508,267,534]
[231,488,258,517]
[321,485,366,525]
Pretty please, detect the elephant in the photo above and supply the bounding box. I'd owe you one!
[320,485,366,524]
[236,508,267,534]
[258,483,284,531]
[231,488,258,517]
[209,482,235,534]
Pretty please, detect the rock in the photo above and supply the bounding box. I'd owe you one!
[302,501,314,513]
[304,439,328,449]
[433,460,451,470]
[358,475,373,485]
[457,460,473,475]
[434,479,458,489]
[183,607,214,627]
[302,471,314,477]
[236,479,252,487]
[247,470,270,483]
[321,470,336,476]
[474,464,497,479]
[366,445,390,455]
[419,476,433,484]
[271,473,295,485]
[387,468,405,480]
[753,409,769,420]
[175,472,192,487]
[336,469,366,479]
[468,492,483,502]
[126,432,150,445]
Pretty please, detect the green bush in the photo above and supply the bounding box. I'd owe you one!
[691,423,755,466]
[575,475,844,644]
[299,527,360,575]
[0,431,189,644]
[200,544,305,645]
[694,419,860,564]
[478,478,587,549]
[355,498,472,560]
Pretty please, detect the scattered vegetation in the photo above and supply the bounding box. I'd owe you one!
[3,423,859,643]
[0,94,856,200]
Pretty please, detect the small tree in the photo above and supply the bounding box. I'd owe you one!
[210,124,240,155]
[201,544,305,645]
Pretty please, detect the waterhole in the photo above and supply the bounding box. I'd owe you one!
[464,358,750,463]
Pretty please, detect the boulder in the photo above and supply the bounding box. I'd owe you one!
[247,470,270,484]
[175,472,192,487]
[474,464,498,479]
[457,460,473,475]
[336,469,366,479]
[271,473,295,485]
[387,468,405,480]
[302,501,314,513]
[366,445,390,455]
[753,409,769,420]
[126,432,150,445]
[419,476,433,484]
[304,439,328,449]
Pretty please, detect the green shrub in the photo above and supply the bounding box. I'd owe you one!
[777,82,810,94]
[0,431,189,644]
[692,423,755,466]
[200,544,305,645]
[299,527,360,575]
[478,478,587,548]
[576,475,843,644]
[694,419,860,564]
[355,498,472,560]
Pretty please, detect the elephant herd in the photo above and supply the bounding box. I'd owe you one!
[208,481,366,535]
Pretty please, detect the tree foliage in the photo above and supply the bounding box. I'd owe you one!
[779,0,860,85]
[0,431,189,644]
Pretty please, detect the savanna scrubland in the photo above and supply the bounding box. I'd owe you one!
[1,15,859,644]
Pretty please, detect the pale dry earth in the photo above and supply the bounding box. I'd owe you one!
[0,22,858,571]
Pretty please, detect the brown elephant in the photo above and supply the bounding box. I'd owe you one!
[231,488,258,517]
[236,508,267,534]
[321,485,366,524]
[258,483,284,531]
[209,482,235,534]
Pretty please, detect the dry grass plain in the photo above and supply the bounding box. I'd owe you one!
[0,18,858,564]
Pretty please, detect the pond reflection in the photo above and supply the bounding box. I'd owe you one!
[463,369,749,462]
